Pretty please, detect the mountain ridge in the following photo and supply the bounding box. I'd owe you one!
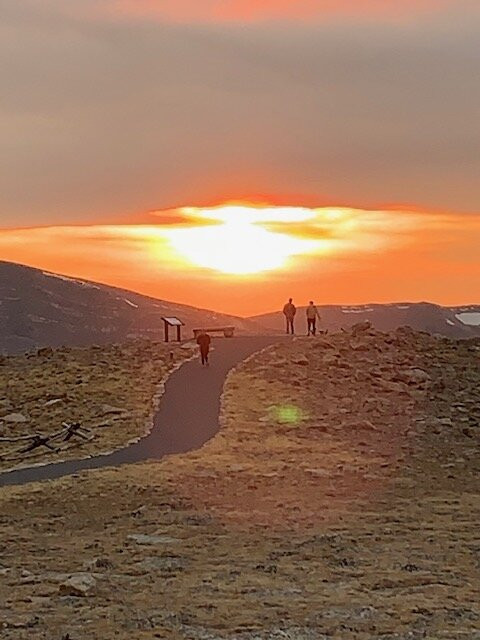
[0,261,266,354]
[251,301,480,339]
[1,260,479,353]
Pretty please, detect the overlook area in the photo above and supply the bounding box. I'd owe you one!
[1,325,479,639]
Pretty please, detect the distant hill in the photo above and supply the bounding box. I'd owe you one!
[0,261,265,354]
[252,302,480,339]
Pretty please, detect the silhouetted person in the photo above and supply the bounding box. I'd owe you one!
[283,298,296,335]
[306,300,321,336]
[196,331,211,366]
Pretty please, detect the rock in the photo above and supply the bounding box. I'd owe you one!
[437,417,453,427]
[85,557,114,571]
[127,534,179,545]
[44,398,64,407]
[394,367,431,386]
[293,357,309,366]
[375,378,407,394]
[3,412,28,423]
[304,468,330,478]
[37,347,54,357]
[349,419,378,431]
[322,354,339,366]
[137,556,187,571]
[350,338,370,351]
[100,404,128,415]
[59,574,96,597]
[351,320,372,334]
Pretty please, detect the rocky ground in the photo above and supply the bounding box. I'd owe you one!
[0,325,479,639]
[0,340,196,471]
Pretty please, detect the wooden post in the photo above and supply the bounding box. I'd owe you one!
[176,325,181,342]
[164,320,169,343]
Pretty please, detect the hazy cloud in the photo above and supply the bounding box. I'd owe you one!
[0,0,479,227]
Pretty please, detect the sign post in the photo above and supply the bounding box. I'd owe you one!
[161,317,184,342]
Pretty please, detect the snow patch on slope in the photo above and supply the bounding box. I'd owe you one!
[42,271,100,290]
[341,306,374,314]
[455,312,480,326]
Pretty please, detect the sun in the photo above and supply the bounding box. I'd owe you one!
[163,204,318,275]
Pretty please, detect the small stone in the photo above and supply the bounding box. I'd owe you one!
[37,347,54,357]
[59,574,96,597]
[85,557,114,571]
[100,404,128,415]
[44,398,64,407]
[293,357,309,366]
[127,534,179,545]
[3,413,28,423]
[394,367,431,386]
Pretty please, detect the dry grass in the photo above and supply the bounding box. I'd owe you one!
[0,328,479,639]
[0,340,196,471]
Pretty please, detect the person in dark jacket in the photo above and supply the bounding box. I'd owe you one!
[196,331,211,366]
[283,298,296,334]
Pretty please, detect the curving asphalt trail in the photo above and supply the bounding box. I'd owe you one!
[0,336,280,488]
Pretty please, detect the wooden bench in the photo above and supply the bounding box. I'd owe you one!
[192,326,235,339]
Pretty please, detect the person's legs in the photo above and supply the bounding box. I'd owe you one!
[307,319,312,335]
[285,317,290,334]
[312,318,316,336]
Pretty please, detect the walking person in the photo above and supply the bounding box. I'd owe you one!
[306,301,321,336]
[196,331,211,366]
[283,298,297,335]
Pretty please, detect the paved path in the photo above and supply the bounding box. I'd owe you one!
[0,336,280,487]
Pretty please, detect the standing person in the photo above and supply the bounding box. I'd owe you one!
[306,301,321,336]
[196,331,211,366]
[283,298,296,335]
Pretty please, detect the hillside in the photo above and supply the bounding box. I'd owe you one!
[252,301,480,339]
[0,326,479,638]
[0,261,264,354]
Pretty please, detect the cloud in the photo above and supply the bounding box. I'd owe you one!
[0,206,479,313]
[68,0,477,24]
[0,1,479,228]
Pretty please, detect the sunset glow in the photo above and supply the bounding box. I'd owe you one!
[1,204,479,316]
[163,205,319,274]
[159,204,419,275]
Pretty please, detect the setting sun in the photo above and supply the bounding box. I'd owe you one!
[162,205,319,275]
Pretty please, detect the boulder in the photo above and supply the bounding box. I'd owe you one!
[351,320,372,335]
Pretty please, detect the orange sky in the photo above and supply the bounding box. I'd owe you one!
[1,205,479,316]
[104,0,460,22]
[1,0,479,306]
